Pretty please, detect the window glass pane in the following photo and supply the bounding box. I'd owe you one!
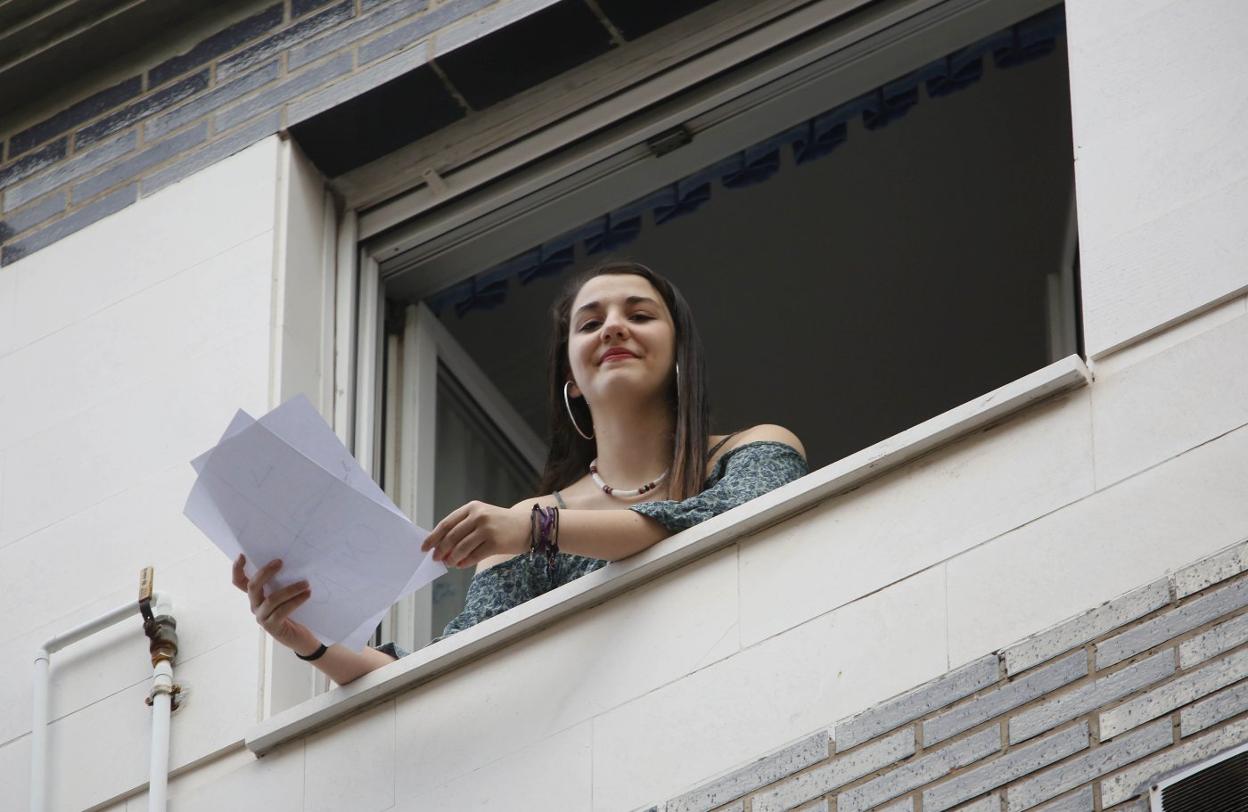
[430,362,537,635]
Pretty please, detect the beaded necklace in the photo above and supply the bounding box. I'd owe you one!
[588,459,669,498]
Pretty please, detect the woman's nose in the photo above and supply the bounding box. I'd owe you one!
[599,313,628,339]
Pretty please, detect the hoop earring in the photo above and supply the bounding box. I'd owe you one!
[563,380,594,440]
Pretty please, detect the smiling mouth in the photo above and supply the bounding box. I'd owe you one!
[601,353,636,363]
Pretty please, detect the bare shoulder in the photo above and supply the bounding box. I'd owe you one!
[727,424,807,461]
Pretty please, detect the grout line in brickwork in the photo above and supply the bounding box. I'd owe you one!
[683,593,1248,812]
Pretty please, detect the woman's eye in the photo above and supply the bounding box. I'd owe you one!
[579,321,599,331]
[631,314,653,322]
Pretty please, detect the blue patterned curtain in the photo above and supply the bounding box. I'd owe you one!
[429,5,1064,318]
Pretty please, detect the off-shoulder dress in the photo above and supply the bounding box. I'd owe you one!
[378,437,808,658]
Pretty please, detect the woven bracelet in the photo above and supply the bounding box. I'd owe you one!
[529,504,560,575]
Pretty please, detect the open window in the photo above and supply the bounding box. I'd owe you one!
[374,302,547,650]
[351,1,1077,655]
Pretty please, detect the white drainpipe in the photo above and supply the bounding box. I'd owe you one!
[145,613,176,812]
[30,569,180,812]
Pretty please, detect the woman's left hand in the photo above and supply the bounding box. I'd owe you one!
[420,501,531,568]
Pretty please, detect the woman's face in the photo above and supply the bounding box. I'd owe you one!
[566,273,676,405]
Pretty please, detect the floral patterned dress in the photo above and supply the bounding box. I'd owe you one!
[377,439,808,657]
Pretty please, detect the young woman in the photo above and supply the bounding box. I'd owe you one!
[232,261,808,684]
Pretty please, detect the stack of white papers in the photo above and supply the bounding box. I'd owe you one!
[183,394,445,650]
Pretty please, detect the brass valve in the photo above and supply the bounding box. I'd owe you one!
[138,566,178,665]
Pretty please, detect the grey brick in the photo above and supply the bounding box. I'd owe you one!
[1103,799,1147,812]
[1004,580,1169,676]
[0,191,67,241]
[1100,716,1248,806]
[1179,611,1248,668]
[75,71,209,149]
[1010,650,1175,745]
[149,4,284,86]
[358,0,491,64]
[1179,678,1248,737]
[1032,786,1092,812]
[287,40,430,125]
[146,61,281,141]
[215,51,353,132]
[1006,719,1171,811]
[666,731,828,812]
[218,1,355,80]
[954,795,1001,812]
[1097,576,1248,669]
[8,77,142,157]
[878,798,914,812]
[287,0,428,70]
[838,728,999,812]
[141,111,281,197]
[294,0,337,17]
[925,652,1086,747]
[1100,648,1248,739]
[0,138,69,190]
[923,723,1090,812]
[752,728,914,812]
[1,184,136,266]
[1175,539,1248,598]
[4,131,136,211]
[71,124,207,204]
[834,656,998,752]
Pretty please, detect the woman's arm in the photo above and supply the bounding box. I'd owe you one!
[233,555,398,685]
[548,507,672,560]
[293,640,399,685]
[422,428,808,567]
[421,500,673,566]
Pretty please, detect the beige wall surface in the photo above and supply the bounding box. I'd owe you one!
[0,135,287,811]
[1069,0,1248,358]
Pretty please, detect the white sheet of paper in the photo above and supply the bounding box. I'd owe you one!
[184,395,446,650]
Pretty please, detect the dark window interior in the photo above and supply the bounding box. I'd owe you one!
[402,7,1078,472]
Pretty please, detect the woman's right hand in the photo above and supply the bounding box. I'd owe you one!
[231,555,321,657]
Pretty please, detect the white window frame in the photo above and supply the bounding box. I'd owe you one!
[250,0,1082,744]
[375,300,548,652]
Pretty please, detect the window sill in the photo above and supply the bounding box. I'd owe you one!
[245,353,1091,755]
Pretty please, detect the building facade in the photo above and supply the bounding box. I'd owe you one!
[1,0,1246,810]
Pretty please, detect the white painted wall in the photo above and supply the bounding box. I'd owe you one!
[0,134,306,812]
[1068,0,1248,358]
[3,1,1248,810]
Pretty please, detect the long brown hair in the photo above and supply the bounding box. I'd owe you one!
[537,260,712,500]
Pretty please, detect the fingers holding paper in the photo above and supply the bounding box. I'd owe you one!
[232,554,321,655]
[420,501,530,568]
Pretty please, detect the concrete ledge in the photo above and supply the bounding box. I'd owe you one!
[245,353,1092,755]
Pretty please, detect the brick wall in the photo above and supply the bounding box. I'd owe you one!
[0,0,522,267]
[645,538,1248,812]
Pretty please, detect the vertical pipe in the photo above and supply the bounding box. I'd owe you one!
[147,660,174,812]
[30,652,48,812]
